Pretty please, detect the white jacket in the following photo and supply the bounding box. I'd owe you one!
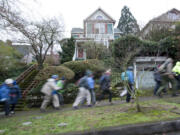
[41,79,60,96]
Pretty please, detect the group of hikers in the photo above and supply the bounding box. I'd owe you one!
[40,69,112,112]
[0,58,180,116]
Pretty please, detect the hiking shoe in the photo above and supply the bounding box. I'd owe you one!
[10,111,15,115]
[172,94,178,97]
[40,108,46,113]
[87,105,92,107]
[73,106,78,110]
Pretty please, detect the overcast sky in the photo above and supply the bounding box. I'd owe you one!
[6,0,180,38]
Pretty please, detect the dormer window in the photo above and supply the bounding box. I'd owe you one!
[96,15,103,20]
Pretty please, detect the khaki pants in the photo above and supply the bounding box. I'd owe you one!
[40,94,60,109]
[73,87,91,107]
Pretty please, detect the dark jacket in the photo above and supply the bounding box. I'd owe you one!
[9,83,21,104]
[99,75,110,91]
[154,69,162,82]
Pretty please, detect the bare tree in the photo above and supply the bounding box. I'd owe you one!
[0,0,64,69]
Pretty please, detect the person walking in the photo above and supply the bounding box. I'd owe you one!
[87,74,96,105]
[172,61,180,90]
[99,69,112,104]
[40,75,61,112]
[56,77,66,105]
[73,70,92,109]
[124,66,134,103]
[157,58,177,97]
[9,80,21,114]
[153,67,163,95]
[0,79,13,116]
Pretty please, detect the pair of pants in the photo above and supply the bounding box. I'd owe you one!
[157,75,177,95]
[126,83,133,103]
[90,89,96,105]
[57,93,64,105]
[40,94,60,110]
[73,87,91,107]
[0,100,10,116]
[154,81,161,95]
[99,89,112,103]
[10,104,16,112]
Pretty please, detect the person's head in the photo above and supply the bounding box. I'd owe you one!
[176,61,180,66]
[165,58,173,64]
[5,79,14,87]
[127,66,133,71]
[105,69,111,75]
[51,75,59,81]
[61,76,66,83]
[86,70,93,77]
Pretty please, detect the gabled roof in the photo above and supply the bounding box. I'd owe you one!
[141,8,180,36]
[84,8,116,23]
[71,28,84,33]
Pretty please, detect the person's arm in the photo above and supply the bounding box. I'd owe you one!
[50,82,61,90]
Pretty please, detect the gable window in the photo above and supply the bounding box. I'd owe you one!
[96,15,103,20]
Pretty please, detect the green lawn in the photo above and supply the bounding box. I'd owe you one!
[1,97,180,135]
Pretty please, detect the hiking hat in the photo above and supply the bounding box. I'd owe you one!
[5,79,14,84]
[51,75,59,79]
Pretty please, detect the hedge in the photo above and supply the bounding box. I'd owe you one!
[34,66,75,81]
[62,59,105,79]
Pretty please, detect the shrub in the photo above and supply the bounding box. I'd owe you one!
[63,83,79,103]
[34,66,75,81]
[62,59,105,79]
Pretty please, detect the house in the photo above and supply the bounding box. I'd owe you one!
[71,8,121,60]
[12,42,34,64]
[141,8,180,38]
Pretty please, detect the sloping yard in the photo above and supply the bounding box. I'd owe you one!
[1,97,180,135]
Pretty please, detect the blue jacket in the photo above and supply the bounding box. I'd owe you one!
[87,77,94,90]
[0,84,11,102]
[9,84,21,104]
[125,70,134,84]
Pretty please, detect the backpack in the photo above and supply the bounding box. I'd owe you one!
[121,72,129,81]
[158,61,170,74]
[78,76,89,89]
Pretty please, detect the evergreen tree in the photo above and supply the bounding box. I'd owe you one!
[117,6,140,35]
[60,37,75,64]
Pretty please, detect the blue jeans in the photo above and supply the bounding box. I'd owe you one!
[90,89,96,105]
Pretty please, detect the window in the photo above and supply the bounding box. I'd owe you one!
[100,23,105,34]
[107,24,113,34]
[96,15,103,20]
[87,23,93,34]
[95,23,99,34]
[72,34,79,38]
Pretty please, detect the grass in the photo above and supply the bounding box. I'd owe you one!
[1,97,180,135]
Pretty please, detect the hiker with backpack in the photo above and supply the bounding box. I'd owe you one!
[73,70,92,109]
[40,75,61,112]
[156,58,177,97]
[0,79,13,116]
[121,66,134,103]
[98,69,112,104]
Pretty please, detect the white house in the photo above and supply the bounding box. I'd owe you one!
[71,8,121,60]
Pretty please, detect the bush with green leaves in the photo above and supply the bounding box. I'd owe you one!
[34,66,75,81]
[62,59,105,79]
